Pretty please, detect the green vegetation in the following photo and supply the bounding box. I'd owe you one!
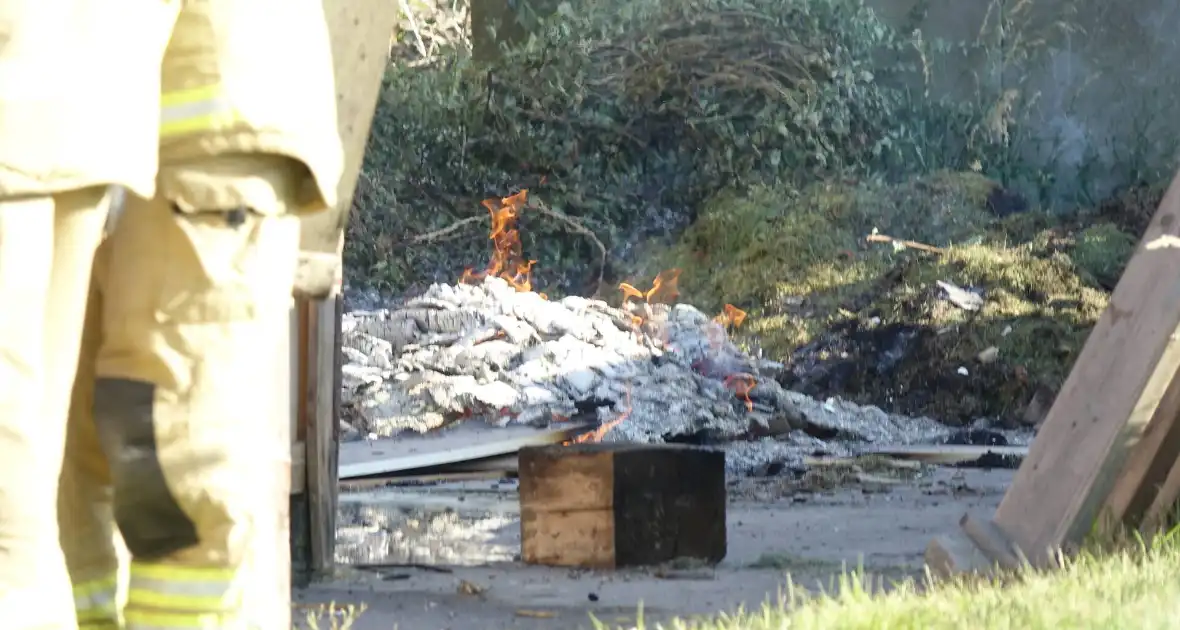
[595,531,1180,630]
[353,0,1047,294]
[354,0,1166,422]
[640,171,1132,422]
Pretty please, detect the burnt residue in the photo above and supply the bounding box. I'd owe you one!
[985,186,1029,218]
[776,316,1037,426]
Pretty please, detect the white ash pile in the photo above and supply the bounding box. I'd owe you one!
[340,276,962,468]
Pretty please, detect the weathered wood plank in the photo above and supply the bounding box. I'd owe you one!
[307,294,342,579]
[1100,362,1180,535]
[1139,446,1180,535]
[988,169,1180,565]
[290,300,314,586]
[519,443,727,569]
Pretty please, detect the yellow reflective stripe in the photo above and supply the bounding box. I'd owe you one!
[73,573,120,622]
[159,84,243,136]
[128,562,241,613]
[124,608,252,630]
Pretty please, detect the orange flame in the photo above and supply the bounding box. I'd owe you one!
[460,190,537,292]
[724,374,757,412]
[566,385,632,444]
[713,304,747,328]
[618,268,682,305]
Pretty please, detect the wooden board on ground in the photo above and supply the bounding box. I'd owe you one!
[338,422,594,479]
[928,168,1180,574]
[861,444,1029,465]
[518,443,727,569]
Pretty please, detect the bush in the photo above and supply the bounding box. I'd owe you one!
[350,0,1029,295]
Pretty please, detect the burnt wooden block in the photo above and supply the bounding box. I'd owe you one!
[518,443,726,568]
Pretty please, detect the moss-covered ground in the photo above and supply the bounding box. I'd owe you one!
[632,172,1144,424]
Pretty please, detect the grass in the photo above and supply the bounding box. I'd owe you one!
[301,532,1180,630]
[591,532,1180,630]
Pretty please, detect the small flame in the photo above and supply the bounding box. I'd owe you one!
[618,268,682,305]
[713,304,747,328]
[566,385,632,444]
[724,374,757,412]
[459,190,537,292]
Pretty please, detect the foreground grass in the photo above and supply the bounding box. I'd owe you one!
[608,537,1180,630]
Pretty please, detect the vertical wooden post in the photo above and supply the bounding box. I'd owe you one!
[307,293,342,576]
[289,290,342,585]
[288,0,400,589]
[290,301,312,587]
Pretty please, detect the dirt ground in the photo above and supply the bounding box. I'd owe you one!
[296,467,1013,629]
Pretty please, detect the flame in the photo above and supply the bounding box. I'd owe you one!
[713,304,747,328]
[724,374,757,412]
[459,190,537,292]
[618,268,682,305]
[566,385,632,444]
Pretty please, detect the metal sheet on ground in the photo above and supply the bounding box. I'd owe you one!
[338,422,594,479]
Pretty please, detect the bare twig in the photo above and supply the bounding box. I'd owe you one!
[403,215,484,245]
[397,0,430,59]
[529,199,609,293]
[865,232,946,254]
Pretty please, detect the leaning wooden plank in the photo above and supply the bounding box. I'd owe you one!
[861,444,1028,465]
[338,422,594,479]
[519,443,727,569]
[960,514,1024,570]
[989,170,1180,566]
[925,532,990,579]
[925,514,1024,577]
[1138,442,1180,536]
[1099,362,1180,535]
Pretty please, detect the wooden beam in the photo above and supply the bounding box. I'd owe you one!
[951,169,1180,567]
[518,443,727,569]
[1099,361,1180,535]
[306,293,342,579]
[1140,445,1180,535]
[289,300,314,587]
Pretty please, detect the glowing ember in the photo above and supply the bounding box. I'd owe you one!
[724,374,757,412]
[713,304,747,328]
[459,190,537,292]
[566,385,632,444]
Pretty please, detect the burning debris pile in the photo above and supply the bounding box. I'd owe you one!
[340,191,967,465]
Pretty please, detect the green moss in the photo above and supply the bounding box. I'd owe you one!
[1070,223,1137,288]
[643,171,1123,423]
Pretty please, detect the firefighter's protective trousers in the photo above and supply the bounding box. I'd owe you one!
[0,1,344,628]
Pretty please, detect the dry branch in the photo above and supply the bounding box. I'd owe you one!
[866,232,946,254]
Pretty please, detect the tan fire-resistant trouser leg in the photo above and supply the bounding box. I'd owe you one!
[0,189,110,630]
[93,154,303,630]
[59,238,127,630]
